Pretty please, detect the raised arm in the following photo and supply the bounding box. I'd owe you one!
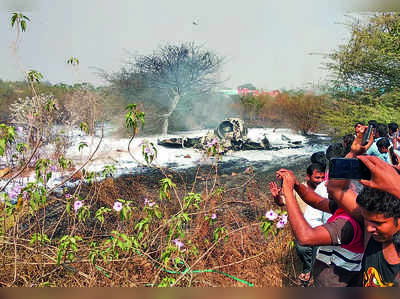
[278,169,333,246]
[347,125,374,158]
[276,169,330,213]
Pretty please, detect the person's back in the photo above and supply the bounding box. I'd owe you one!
[313,206,364,287]
[308,182,364,287]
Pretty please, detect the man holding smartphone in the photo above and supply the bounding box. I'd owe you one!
[276,168,364,287]
[269,163,326,286]
[327,126,400,287]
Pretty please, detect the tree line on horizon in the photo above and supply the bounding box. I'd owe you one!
[1,13,400,137]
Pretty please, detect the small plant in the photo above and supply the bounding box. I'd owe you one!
[260,209,288,239]
[30,233,50,246]
[159,177,175,201]
[11,13,30,33]
[141,140,157,165]
[57,235,82,265]
[125,104,145,136]
[0,124,15,158]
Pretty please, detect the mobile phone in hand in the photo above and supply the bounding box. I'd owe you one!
[277,178,283,189]
[329,158,371,180]
[361,124,375,146]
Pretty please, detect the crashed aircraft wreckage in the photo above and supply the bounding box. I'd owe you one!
[157,118,303,154]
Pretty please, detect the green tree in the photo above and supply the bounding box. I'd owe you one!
[327,13,400,97]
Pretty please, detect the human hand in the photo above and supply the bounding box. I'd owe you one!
[349,125,374,157]
[269,181,281,197]
[357,155,400,198]
[276,169,297,193]
[269,181,284,206]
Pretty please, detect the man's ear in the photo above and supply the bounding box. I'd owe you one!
[306,174,310,181]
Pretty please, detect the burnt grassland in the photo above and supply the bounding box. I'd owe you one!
[0,157,309,287]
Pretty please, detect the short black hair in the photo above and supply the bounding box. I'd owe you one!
[356,186,400,223]
[306,163,326,176]
[388,122,399,134]
[343,134,355,155]
[375,123,388,138]
[326,143,346,161]
[354,121,365,127]
[376,137,391,149]
[310,151,327,169]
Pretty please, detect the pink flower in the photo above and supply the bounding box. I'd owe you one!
[280,214,288,224]
[113,201,123,212]
[65,194,72,199]
[265,209,278,221]
[173,239,184,249]
[276,220,286,229]
[207,138,218,148]
[16,126,23,133]
[74,200,83,212]
[211,213,217,220]
[144,198,155,207]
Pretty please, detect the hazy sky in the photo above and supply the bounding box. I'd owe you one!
[0,0,390,90]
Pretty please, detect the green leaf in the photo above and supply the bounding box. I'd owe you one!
[11,13,17,27]
[78,142,88,152]
[21,20,26,32]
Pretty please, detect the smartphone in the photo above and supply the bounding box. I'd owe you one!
[329,158,371,180]
[361,124,375,146]
[277,178,283,189]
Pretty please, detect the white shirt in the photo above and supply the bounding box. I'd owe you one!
[303,181,331,228]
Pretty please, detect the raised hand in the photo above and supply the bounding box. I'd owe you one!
[349,125,374,157]
[357,155,400,199]
[269,181,281,197]
[276,169,298,192]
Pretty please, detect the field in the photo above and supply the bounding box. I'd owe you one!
[0,157,309,287]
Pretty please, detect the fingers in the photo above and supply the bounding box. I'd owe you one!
[357,155,383,169]
[360,179,374,188]
[356,155,375,168]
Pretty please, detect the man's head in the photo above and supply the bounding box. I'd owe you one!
[326,142,346,161]
[354,122,365,135]
[310,151,327,170]
[306,163,326,189]
[388,122,399,136]
[343,134,355,155]
[356,186,400,243]
[376,138,391,154]
[375,123,388,139]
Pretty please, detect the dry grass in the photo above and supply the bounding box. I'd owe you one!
[0,165,305,287]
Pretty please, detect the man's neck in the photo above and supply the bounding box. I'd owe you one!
[306,181,316,191]
[383,240,400,265]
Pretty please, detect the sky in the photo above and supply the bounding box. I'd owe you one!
[0,0,397,91]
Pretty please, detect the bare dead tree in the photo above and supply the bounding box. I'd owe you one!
[103,42,224,135]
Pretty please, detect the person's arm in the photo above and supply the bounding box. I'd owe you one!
[347,125,374,158]
[279,170,333,246]
[293,181,331,213]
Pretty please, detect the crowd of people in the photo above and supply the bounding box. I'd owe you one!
[268,121,400,287]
